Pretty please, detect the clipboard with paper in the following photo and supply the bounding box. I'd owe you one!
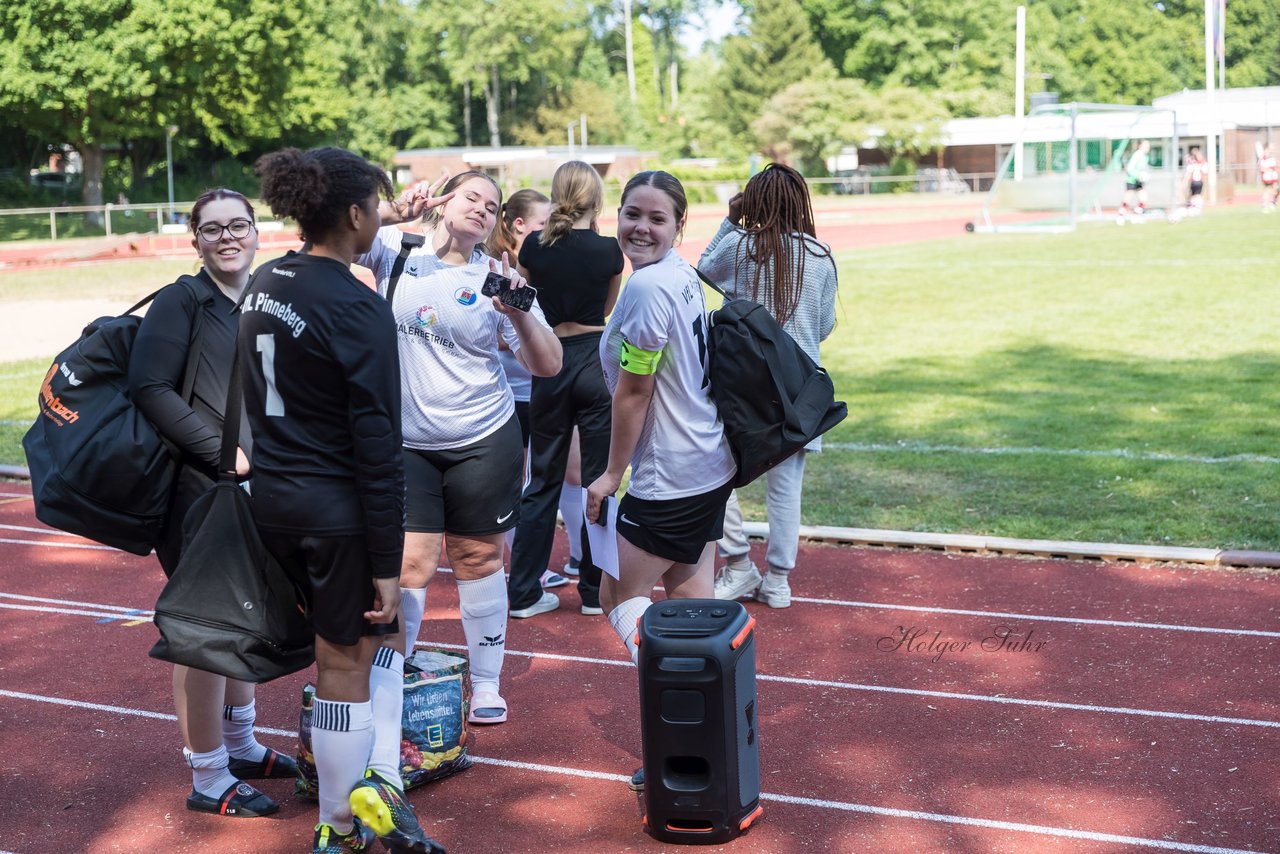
[582,493,620,580]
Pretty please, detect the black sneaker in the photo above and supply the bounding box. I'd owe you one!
[185,781,279,817]
[313,819,376,853]
[627,767,645,793]
[348,770,446,854]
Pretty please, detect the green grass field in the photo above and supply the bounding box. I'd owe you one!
[738,204,1279,549]
[3,204,1277,549]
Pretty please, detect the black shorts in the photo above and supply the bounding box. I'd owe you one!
[404,414,524,535]
[1189,180,1203,196]
[261,531,398,647]
[617,480,735,565]
[513,400,530,447]
[1126,180,1144,191]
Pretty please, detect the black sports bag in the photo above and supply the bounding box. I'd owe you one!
[22,278,205,555]
[150,347,314,682]
[697,268,847,488]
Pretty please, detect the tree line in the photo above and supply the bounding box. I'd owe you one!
[2,0,1276,208]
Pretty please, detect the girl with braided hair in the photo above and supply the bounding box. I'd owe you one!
[699,162,838,609]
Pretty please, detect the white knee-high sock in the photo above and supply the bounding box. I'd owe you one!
[458,570,507,695]
[311,698,373,831]
[400,587,427,658]
[184,744,239,799]
[368,646,405,786]
[608,597,651,665]
[222,699,266,761]
[560,484,584,562]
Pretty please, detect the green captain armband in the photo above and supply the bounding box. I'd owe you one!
[619,338,663,375]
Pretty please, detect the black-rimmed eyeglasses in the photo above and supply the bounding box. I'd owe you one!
[197,219,255,242]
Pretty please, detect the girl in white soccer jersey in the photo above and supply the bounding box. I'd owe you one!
[357,171,561,726]
[586,169,736,675]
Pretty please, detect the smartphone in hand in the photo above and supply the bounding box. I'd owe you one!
[481,271,537,312]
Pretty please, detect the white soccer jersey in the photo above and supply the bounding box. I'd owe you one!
[358,226,551,450]
[601,248,736,499]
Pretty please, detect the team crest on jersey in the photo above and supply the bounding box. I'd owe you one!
[454,287,477,306]
[416,305,439,328]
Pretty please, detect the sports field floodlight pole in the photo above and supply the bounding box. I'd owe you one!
[165,125,178,221]
[1068,104,1078,230]
[1014,6,1026,182]
[623,0,636,103]
[1204,0,1217,204]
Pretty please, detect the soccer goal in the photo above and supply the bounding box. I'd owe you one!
[973,103,1179,234]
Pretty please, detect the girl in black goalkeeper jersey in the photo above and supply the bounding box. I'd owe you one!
[244,147,444,854]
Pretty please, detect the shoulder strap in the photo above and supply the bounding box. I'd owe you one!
[174,275,208,404]
[386,233,426,308]
[693,266,731,301]
[218,345,243,481]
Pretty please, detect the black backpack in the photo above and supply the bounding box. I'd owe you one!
[697,269,847,488]
[22,278,206,555]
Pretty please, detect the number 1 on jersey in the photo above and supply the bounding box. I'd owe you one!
[256,333,286,417]
[691,315,710,388]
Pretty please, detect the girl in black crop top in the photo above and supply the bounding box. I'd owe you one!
[507,161,624,619]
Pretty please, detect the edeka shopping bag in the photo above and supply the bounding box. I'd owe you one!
[295,649,472,798]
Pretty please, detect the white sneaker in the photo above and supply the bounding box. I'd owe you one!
[510,590,560,618]
[562,558,580,577]
[756,571,792,609]
[714,560,763,601]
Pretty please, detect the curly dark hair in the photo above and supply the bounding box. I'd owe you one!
[254,147,392,243]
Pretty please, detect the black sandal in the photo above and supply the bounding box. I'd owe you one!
[186,781,280,817]
[228,747,299,780]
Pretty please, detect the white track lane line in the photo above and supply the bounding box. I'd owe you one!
[0,689,1268,854]
[0,537,116,551]
[422,642,1280,729]
[0,524,86,537]
[4,538,1277,639]
[1,591,1277,728]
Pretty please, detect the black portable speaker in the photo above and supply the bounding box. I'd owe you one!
[637,599,763,844]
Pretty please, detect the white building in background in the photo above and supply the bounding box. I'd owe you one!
[935,86,1280,189]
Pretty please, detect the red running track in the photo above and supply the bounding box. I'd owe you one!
[0,486,1278,853]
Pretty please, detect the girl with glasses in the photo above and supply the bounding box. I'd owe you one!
[128,189,294,818]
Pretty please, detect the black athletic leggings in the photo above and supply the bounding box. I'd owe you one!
[508,332,610,611]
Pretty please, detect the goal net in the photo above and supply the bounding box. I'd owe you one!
[973,103,1179,234]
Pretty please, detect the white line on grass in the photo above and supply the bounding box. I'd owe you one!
[4,588,1278,726]
[0,689,1267,854]
[796,598,1280,639]
[826,441,1280,465]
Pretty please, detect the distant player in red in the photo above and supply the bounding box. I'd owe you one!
[1259,144,1278,212]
